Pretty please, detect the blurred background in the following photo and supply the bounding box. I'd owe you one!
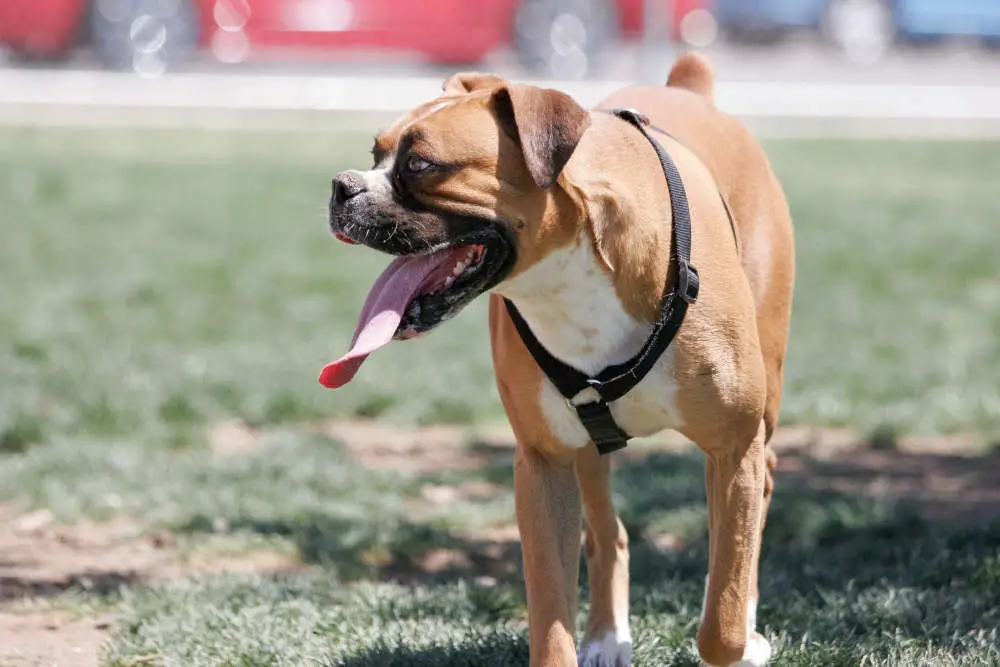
[2,2,1000,667]
[2,0,1000,131]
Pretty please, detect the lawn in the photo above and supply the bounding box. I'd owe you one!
[1,126,999,666]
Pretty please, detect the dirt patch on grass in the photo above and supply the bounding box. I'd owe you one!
[209,418,1000,525]
[0,510,304,600]
[209,418,516,472]
[319,419,514,473]
[0,505,306,667]
[289,419,1000,524]
[0,609,112,667]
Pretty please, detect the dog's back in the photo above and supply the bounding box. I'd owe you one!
[596,53,795,441]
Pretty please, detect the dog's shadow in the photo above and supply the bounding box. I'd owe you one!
[178,441,1000,666]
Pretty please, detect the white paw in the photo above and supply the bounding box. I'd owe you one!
[577,630,632,667]
[732,632,772,667]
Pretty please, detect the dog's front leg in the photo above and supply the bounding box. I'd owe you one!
[576,445,632,667]
[515,442,582,667]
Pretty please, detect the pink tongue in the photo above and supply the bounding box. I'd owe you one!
[318,247,466,388]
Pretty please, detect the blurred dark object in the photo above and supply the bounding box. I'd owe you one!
[714,0,1000,63]
[0,0,711,78]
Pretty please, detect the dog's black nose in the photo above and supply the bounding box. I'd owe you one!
[331,171,367,205]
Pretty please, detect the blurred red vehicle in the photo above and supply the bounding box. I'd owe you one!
[0,0,713,77]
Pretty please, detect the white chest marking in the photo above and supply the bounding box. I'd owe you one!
[496,237,684,448]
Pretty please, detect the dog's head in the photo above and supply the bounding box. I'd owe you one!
[327,72,592,339]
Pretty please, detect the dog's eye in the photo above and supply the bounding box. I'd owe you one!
[404,154,432,174]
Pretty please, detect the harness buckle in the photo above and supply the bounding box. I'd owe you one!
[677,259,700,305]
[573,400,629,455]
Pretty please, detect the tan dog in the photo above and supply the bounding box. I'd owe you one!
[322,52,794,667]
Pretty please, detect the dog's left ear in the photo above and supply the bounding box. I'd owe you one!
[441,72,506,95]
[491,84,591,190]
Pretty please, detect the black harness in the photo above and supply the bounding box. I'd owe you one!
[502,107,703,456]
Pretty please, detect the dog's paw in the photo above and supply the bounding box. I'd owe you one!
[577,630,632,667]
[701,632,771,667]
[736,632,772,667]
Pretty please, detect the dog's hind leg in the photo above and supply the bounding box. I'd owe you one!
[696,419,771,667]
[576,445,632,667]
[749,444,778,611]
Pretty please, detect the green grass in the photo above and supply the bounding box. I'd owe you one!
[0,128,500,452]
[2,127,1000,666]
[60,437,994,667]
[6,425,993,666]
[769,140,1000,435]
[1,129,999,445]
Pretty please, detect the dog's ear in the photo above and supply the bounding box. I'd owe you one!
[491,84,591,190]
[441,71,506,95]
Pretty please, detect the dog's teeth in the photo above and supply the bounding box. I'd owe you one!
[452,260,468,276]
[444,276,455,288]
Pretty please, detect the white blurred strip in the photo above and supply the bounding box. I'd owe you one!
[1,69,1000,120]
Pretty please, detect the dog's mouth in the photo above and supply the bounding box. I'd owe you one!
[318,225,514,389]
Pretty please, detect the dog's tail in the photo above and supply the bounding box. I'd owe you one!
[666,51,715,105]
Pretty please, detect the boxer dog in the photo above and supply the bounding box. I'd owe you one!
[321,52,794,667]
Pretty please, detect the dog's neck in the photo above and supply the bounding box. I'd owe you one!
[495,233,658,377]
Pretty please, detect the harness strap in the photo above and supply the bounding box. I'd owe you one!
[502,107,700,455]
